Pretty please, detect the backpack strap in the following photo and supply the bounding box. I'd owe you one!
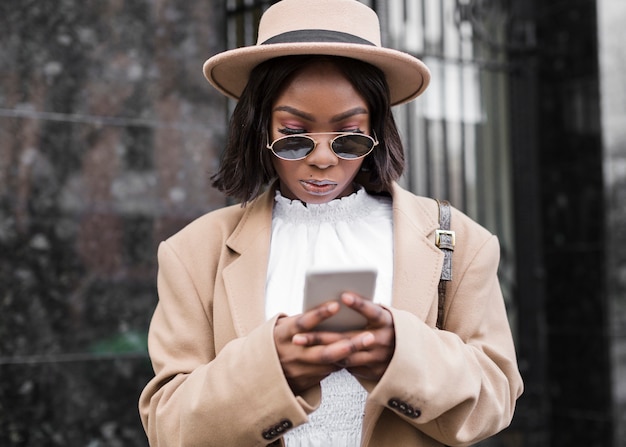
[435,200,455,329]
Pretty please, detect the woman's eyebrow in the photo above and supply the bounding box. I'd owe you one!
[273,105,315,121]
[331,107,369,123]
[272,106,369,123]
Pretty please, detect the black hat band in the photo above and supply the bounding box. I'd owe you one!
[261,29,375,46]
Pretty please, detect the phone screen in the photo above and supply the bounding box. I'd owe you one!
[303,267,377,331]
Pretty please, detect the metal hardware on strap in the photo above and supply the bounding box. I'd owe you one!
[435,229,455,249]
[436,200,454,329]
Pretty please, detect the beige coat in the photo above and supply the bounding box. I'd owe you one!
[139,183,523,447]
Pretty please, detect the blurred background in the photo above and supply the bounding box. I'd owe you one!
[0,0,624,446]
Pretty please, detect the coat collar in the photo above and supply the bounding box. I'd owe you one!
[222,183,443,337]
[388,183,443,319]
[222,188,275,337]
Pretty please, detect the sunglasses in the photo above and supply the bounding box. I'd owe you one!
[266,132,378,161]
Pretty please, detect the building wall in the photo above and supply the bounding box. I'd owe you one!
[598,0,626,443]
[0,1,226,445]
[533,0,612,445]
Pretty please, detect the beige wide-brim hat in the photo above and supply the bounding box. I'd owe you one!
[203,0,430,106]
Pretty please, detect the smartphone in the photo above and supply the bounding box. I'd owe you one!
[303,267,378,332]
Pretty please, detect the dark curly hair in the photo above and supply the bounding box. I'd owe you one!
[210,55,405,203]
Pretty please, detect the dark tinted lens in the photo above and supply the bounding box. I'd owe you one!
[271,136,315,160]
[332,134,374,159]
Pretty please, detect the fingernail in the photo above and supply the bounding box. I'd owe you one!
[342,293,355,305]
[327,301,340,312]
[362,332,375,347]
[292,334,308,345]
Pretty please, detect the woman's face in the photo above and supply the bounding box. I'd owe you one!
[269,61,371,204]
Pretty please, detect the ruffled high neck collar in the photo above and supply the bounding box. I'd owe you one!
[273,187,380,224]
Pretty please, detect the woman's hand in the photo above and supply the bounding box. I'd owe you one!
[292,293,395,382]
[274,301,343,394]
[274,293,395,394]
[337,293,395,381]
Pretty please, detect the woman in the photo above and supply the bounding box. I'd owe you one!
[139,1,523,446]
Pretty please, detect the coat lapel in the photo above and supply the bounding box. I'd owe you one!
[362,185,444,443]
[222,189,275,337]
[390,184,444,321]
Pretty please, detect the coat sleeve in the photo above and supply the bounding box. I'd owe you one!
[138,241,317,447]
[366,234,524,446]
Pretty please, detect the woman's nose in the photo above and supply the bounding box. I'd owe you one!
[305,137,338,168]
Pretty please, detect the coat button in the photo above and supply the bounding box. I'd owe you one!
[388,398,400,409]
[410,408,422,418]
[388,398,421,419]
[262,419,292,440]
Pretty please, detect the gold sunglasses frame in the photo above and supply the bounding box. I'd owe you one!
[266,131,379,161]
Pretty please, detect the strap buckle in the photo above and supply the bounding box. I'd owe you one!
[435,229,456,248]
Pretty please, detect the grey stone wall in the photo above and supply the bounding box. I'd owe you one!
[0,1,226,445]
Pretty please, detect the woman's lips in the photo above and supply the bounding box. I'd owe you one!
[300,180,337,195]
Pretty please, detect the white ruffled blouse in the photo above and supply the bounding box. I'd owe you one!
[265,187,394,447]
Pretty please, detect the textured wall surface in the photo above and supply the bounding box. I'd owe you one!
[534,0,612,445]
[598,0,626,444]
[0,1,226,445]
